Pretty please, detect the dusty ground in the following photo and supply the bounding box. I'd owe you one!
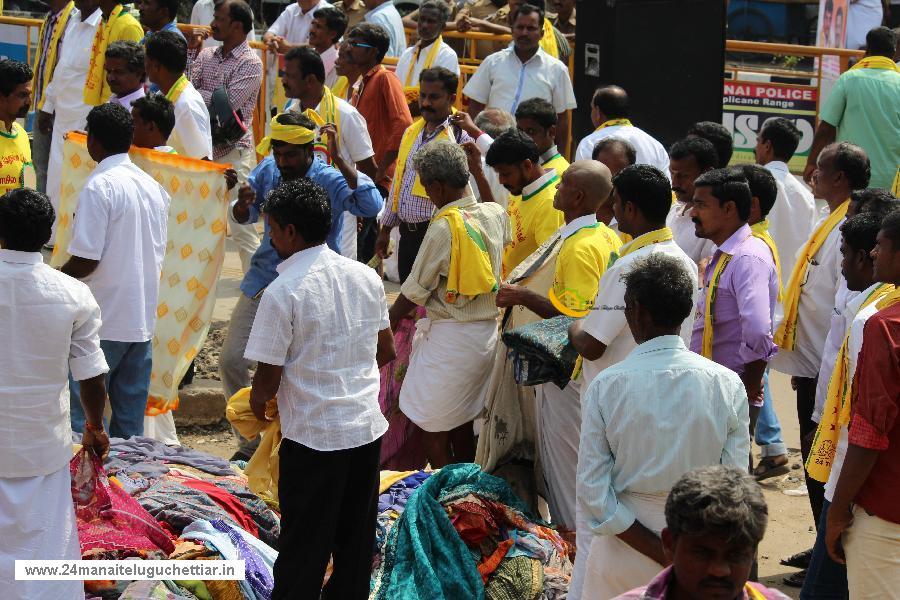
[180,239,815,598]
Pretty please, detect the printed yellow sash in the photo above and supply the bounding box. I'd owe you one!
[303,86,342,165]
[700,251,732,359]
[751,219,783,301]
[775,200,849,350]
[618,226,673,258]
[32,1,74,110]
[402,36,443,103]
[164,74,190,104]
[83,4,144,105]
[433,204,497,302]
[540,18,559,59]
[806,283,896,482]
[390,114,456,212]
[594,118,632,132]
[850,55,900,73]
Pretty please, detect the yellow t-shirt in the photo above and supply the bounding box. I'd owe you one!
[543,152,569,177]
[549,221,622,317]
[503,172,564,277]
[0,123,34,195]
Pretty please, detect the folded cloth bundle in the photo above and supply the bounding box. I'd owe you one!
[501,315,580,389]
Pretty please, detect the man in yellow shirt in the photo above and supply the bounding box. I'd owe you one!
[515,97,569,176]
[0,60,35,195]
[494,159,620,532]
[486,129,565,276]
[83,0,144,106]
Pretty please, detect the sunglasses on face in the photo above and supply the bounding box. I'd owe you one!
[348,41,376,49]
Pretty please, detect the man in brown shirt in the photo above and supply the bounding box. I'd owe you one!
[332,0,367,30]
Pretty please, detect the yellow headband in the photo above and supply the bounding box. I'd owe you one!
[255,116,317,155]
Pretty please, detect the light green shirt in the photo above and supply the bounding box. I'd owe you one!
[820,67,900,190]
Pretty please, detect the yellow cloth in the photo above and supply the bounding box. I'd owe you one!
[402,36,444,102]
[594,118,632,132]
[32,1,75,110]
[548,222,621,317]
[542,151,569,176]
[807,283,895,482]
[0,123,34,194]
[83,4,144,106]
[379,470,417,493]
[390,115,457,212]
[332,75,353,100]
[775,200,849,350]
[432,204,498,302]
[165,74,190,104]
[618,226,673,258]
[700,251,733,359]
[540,18,559,59]
[892,166,899,196]
[745,583,767,600]
[850,55,900,73]
[50,133,230,415]
[225,387,282,508]
[751,219,783,301]
[503,174,564,277]
[303,86,342,166]
[255,115,317,155]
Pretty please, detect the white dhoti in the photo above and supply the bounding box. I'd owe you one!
[0,465,83,600]
[46,112,90,243]
[143,411,181,446]
[400,318,498,432]
[535,379,581,530]
[580,491,668,600]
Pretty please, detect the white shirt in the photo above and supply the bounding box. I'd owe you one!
[191,0,258,47]
[395,38,461,87]
[244,244,390,451]
[666,202,717,264]
[812,280,859,422]
[109,87,146,110]
[266,0,331,45]
[846,0,883,50]
[168,81,213,159]
[321,44,339,87]
[462,47,576,115]
[41,7,102,117]
[0,251,109,478]
[577,335,749,536]
[472,132,509,207]
[764,161,817,275]
[364,2,407,58]
[575,124,671,178]
[68,154,171,342]
[580,239,699,387]
[771,213,845,377]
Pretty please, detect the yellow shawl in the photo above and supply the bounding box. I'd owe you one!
[751,219,783,301]
[850,55,900,73]
[540,18,558,59]
[32,1,75,110]
[432,204,498,302]
[302,86,342,165]
[617,226,673,258]
[164,74,190,104]
[402,36,444,103]
[700,251,732,359]
[83,4,144,106]
[390,114,456,212]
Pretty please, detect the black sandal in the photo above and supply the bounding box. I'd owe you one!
[754,456,791,481]
[780,548,813,569]
[783,569,807,587]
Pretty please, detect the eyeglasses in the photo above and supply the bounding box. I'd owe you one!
[348,41,376,49]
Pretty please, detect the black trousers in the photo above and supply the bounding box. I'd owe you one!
[272,436,382,600]
[398,220,430,283]
[796,375,825,529]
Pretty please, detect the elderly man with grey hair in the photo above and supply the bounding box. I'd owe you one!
[614,465,790,599]
[575,253,750,599]
[388,139,508,468]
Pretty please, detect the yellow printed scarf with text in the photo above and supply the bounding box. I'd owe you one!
[701,252,732,359]
[255,115,316,156]
[165,74,190,104]
[32,1,74,110]
[850,55,900,73]
[303,86,342,165]
[807,283,896,482]
[83,4,144,105]
[403,37,444,103]
[751,219,783,301]
[595,118,632,132]
[390,114,456,212]
[540,18,558,59]
[775,200,849,350]
[433,204,497,302]
[618,226,673,258]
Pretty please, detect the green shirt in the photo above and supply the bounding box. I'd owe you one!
[820,67,900,190]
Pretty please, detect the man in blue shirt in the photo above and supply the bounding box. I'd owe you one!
[139,0,186,42]
[220,111,383,459]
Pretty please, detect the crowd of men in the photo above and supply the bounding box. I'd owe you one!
[1,0,900,598]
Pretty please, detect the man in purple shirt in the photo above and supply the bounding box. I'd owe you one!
[689,168,778,454]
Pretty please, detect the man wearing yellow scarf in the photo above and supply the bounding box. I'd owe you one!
[803,26,900,190]
[388,140,506,469]
[395,1,459,114]
[771,142,871,539]
[82,0,144,106]
[493,160,619,535]
[826,209,900,599]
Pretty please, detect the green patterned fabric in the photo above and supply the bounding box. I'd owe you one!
[501,315,580,388]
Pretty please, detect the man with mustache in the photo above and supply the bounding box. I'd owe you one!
[666,136,718,264]
[0,59,36,195]
[104,41,146,110]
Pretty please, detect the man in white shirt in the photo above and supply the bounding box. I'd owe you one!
[395,0,460,114]
[575,85,670,177]
[105,41,147,110]
[61,103,171,439]
[308,6,347,87]
[244,177,395,599]
[264,0,331,52]
[754,117,817,274]
[38,0,102,243]
[666,137,718,264]
[363,0,407,57]
[0,188,110,600]
[282,46,379,258]
[145,31,213,159]
[131,93,177,153]
[847,0,884,49]
[575,252,749,599]
[568,164,698,600]
[190,0,258,48]
[463,3,576,149]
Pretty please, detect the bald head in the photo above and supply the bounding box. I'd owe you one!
[475,107,516,139]
[554,160,614,221]
[592,85,629,121]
